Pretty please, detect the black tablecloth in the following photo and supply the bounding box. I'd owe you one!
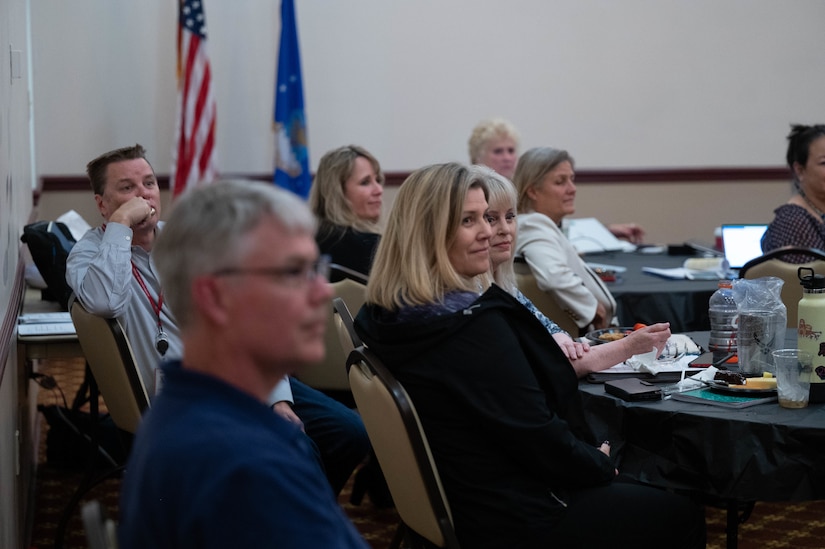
[579,330,825,502]
[584,251,720,332]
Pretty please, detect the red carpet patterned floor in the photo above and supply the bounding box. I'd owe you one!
[27,358,825,548]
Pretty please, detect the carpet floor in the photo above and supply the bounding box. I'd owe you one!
[27,357,825,548]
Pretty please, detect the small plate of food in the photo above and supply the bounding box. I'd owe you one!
[585,327,634,345]
[704,371,777,396]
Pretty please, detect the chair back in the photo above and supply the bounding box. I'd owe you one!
[333,297,363,354]
[347,346,460,548]
[739,246,825,327]
[70,299,149,434]
[295,279,366,391]
[514,267,581,336]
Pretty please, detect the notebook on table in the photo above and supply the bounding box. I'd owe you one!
[721,224,769,270]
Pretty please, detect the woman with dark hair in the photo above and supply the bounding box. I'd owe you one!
[309,145,383,281]
[355,162,705,549]
[762,124,825,261]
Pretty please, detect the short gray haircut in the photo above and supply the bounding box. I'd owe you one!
[153,180,317,328]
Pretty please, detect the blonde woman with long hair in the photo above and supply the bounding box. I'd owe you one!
[309,145,383,282]
[355,162,705,549]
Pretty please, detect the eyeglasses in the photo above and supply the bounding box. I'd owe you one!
[212,255,331,287]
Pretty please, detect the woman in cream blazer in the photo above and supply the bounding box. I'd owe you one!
[513,147,616,332]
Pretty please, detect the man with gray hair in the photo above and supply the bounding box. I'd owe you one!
[118,180,368,548]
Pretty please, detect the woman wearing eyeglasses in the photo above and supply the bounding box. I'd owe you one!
[309,145,383,282]
[354,162,705,549]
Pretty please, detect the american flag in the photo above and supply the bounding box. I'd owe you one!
[171,0,218,197]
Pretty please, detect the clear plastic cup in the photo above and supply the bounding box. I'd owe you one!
[772,349,812,409]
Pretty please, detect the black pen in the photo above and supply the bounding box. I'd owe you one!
[712,352,736,370]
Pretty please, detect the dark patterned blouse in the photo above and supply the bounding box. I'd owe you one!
[762,204,825,263]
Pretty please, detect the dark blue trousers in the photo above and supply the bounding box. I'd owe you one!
[290,377,370,495]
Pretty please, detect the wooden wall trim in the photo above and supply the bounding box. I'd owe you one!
[41,166,791,192]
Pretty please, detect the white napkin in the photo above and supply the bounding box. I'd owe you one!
[666,366,720,393]
[625,348,661,374]
[624,335,703,375]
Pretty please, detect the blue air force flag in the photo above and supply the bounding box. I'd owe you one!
[273,0,310,198]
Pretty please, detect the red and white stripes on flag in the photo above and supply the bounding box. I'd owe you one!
[171,0,218,197]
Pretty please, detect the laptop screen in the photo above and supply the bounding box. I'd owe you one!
[721,224,768,269]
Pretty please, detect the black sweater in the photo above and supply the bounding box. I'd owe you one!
[315,223,380,283]
[355,285,614,549]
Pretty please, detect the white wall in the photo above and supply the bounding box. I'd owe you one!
[1,0,37,545]
[30,0,825,178]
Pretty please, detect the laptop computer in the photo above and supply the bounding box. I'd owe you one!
[721,223,769,270]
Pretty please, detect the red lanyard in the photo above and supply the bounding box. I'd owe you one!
[101,223,169,356]
[131,262,164,330]
[101,223,164,330]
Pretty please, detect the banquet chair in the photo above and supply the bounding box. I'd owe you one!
[294,278,366,394]
[70,298,150,433]
[82,499,118,549]
[347,346,460,549]
[333,296,363,353]
[739,246,825,327]
[514,269,581,336]
[56,298,150,548]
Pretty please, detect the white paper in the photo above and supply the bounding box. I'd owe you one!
[642,257,729,280]
[18,322,76,336]
[641,267,689,280]
[565,218,636,254]
[56,210,92,241]
[601,354,699,374]
[19,312,72,324]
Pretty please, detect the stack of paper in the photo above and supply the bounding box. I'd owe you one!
[642,257,729,280]
[18,312,76,336]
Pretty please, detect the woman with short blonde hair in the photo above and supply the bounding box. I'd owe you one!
[468,118,520,180]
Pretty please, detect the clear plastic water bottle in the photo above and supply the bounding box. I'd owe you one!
[708,280,737,362]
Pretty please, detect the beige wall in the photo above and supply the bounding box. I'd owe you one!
[30,2,825,177]
[573,179,790,245]
[38,178,790,247]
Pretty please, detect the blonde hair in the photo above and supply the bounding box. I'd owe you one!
[468,118,520,164]
[367,163,491,310]
[513,147,574,213]
[472,165,519,295]
[308,145,384,234]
